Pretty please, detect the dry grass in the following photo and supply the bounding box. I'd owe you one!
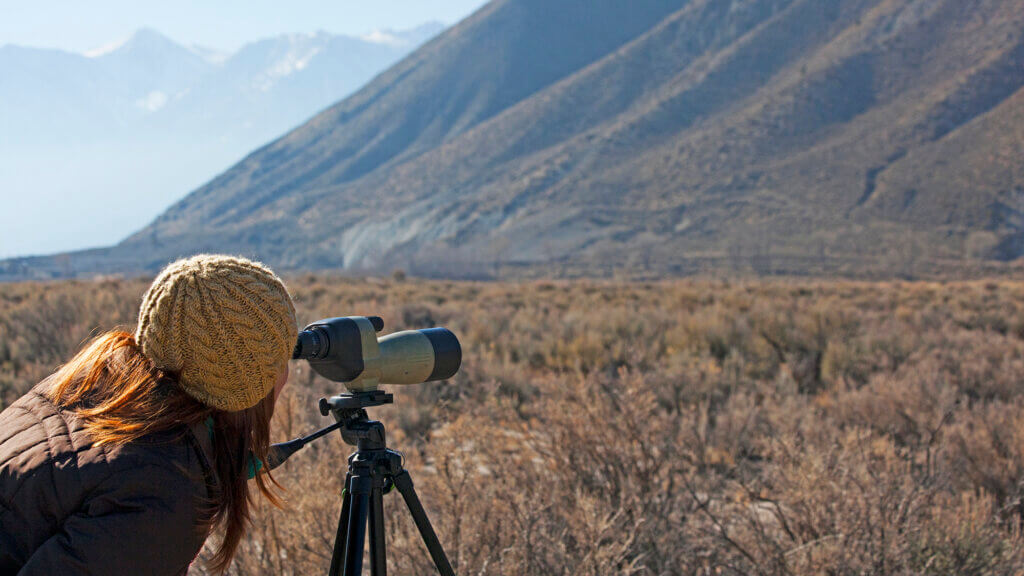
[3,275,1024,574]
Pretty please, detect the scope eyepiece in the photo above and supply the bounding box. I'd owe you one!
[293,327,326,359]
[293,316,384,360]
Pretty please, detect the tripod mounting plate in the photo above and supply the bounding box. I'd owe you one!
[319,390,394,416]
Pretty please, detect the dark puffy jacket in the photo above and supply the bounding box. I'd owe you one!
[0,380,216,575]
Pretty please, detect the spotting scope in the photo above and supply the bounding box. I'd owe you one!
[292,316,461,392]
[270,318,463,576]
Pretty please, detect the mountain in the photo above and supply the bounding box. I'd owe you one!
[95,28,212,108]
[0,24,443,259]
[2,0,1022,280]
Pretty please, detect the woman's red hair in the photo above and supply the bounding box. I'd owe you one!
[46,329,282,574]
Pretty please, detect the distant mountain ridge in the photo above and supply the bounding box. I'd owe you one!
[2,0,1022,280]
[0,23,443,258]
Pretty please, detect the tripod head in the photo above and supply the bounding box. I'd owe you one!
[320,391,393,450]
[266,391,394,469]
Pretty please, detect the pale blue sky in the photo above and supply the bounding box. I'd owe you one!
[0,0,490,53]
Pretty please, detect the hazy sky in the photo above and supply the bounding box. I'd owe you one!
[0,0,490,53]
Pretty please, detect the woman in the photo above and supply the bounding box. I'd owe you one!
[0,254,299,575]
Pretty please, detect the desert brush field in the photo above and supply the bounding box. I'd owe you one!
[2,275,1024,575]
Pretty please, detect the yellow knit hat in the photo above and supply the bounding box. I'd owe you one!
[135,254,298,412]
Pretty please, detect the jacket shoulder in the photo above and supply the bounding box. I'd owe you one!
[0,382,99,568]
[0,382,210,571]
[0,382,84,506]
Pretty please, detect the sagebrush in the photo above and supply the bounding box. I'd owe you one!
[2,276,1023,575]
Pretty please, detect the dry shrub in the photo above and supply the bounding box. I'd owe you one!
[2,276,1024,574]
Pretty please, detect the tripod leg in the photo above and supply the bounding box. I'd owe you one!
[343,476,371,576]
[392,470,455,576]
[329,474,353,576]
[368,486,387,576]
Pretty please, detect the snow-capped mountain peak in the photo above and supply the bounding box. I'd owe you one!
[187,44,230,65]
[361,29,405,47]
[82,37,128,58]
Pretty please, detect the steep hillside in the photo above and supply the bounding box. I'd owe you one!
[3,0,1022,280]
[134,0,687,239]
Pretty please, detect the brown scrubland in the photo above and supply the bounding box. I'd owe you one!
[2,275,1024,575]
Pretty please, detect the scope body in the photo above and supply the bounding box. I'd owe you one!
[293,316,461,392]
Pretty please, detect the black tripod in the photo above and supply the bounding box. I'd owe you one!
[270,390,455,576]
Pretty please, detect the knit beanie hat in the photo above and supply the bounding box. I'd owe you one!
[135,254,298,412]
